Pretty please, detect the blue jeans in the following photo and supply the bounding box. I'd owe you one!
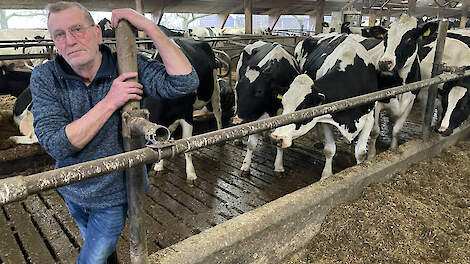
[65,199,128,264]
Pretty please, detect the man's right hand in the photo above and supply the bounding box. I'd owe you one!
[104,72,143,110]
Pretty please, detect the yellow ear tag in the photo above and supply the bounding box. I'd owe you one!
[423,28,431,37]
[277,94,283,100]
[1,69,5,76]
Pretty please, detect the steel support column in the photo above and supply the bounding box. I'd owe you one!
[423,20,448,139]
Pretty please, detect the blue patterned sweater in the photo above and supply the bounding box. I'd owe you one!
[30,45,199,209]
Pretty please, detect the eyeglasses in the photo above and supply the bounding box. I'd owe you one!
[53,24,95,43]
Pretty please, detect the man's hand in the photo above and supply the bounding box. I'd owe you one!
[111,8,153,33]
[104,72,143,111]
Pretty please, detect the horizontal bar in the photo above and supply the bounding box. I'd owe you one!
[1,70,469,205]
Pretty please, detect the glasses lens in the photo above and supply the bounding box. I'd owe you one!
[70,25,84,38]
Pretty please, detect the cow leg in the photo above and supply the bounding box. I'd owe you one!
[273,147,285,176]
[368,105,382,159]
[181,120,197,187]
[152,160,165,173]
[211,71,223,130]
[355,111,374,163]
[321,124,336,179]
[10,110,38,144]
[391,97,415,149]
[240,133,262,176]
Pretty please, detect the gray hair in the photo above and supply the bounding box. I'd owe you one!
[46,1,95,26]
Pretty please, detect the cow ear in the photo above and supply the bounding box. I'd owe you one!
[368,26,387,39]
[419,22,438,38]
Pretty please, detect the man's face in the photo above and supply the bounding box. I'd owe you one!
[48,6,103,69]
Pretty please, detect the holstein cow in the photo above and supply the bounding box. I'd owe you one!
[145,37,221,186]
[231,40,299,176]
[341,22,385,38]
[346,17,423,158]
[221,27,268,35]
[438,74,470,136]
[0,64,37,144]
[98,18,184,38]
[377,15,470,137]
[184,27,223,38]
[271,33,378,179]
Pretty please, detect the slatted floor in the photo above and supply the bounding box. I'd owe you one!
[0,111,424,264]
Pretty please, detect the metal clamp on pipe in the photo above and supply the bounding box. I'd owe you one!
[123,109,171,141]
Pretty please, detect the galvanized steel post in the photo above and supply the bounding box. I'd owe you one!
[116,20,148,264]
[423,20,448,139]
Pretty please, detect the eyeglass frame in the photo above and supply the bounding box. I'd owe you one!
[52,24,96,43]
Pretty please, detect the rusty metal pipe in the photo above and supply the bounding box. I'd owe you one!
[116,19,148,264]
[423,20,448,139]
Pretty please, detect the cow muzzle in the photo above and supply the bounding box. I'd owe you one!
[436,126,453,137]
[378,59,394,72]
[231,116,244,125]
[270,134,289,148]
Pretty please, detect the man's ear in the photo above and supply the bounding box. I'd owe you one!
[368,26,388,39]
[418,21,438,38]
[95,24,103,44]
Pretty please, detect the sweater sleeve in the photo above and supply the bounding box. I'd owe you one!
[30,64,81,160]
[137,53,199,99]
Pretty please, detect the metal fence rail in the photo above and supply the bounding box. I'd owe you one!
[1,69,469,205]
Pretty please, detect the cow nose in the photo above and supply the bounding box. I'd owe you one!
[378,59,393,71]
[270,134,283,147]
[231,116,244,125]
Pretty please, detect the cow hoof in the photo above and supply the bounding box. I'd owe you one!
[274,171,286,178]
[186,179,196,187]
[239,170,250,177]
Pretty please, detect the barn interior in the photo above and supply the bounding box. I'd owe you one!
[0,0,469,263]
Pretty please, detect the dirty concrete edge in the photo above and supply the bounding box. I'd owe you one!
[148,123,470,264]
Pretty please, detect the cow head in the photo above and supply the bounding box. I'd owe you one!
[341,22,352,34]
[437,81,470,136]
[98,18,115,38]
[233,64,280,124]
[378,15,437,73]
[271,74,325,148]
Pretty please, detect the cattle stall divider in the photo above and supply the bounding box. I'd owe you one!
[1,69,469,205]
[423,20,448,138]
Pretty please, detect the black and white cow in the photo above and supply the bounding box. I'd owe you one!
[438,74,470,136]
[341,22,376,37]
[271,33,378,179]
[0,64,37,144]
[184,27,223,38]
[346,16,423,158]
[377,15,470,137]
[145,37,221,186]
[98,18,183,38]
[98,18,115,38]
[231,40,299,176]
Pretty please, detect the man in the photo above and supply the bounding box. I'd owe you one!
[30,2,198,263]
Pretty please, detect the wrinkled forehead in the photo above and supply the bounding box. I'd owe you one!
[387,16,417,40]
